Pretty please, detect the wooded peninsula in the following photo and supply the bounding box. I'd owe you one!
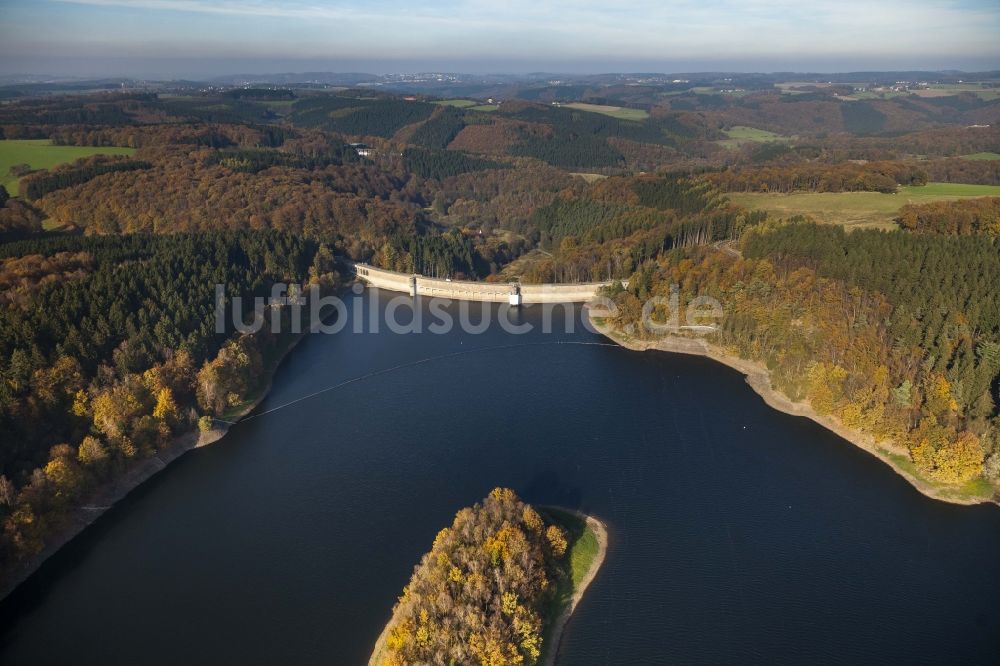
[369,488,606,666]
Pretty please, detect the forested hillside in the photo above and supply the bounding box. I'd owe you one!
[609,222,1000,490]
[288,95,437,137]
[0,231,339,568]
[706,161,928,193]
[509,173,758,282]
[0,78,998,577]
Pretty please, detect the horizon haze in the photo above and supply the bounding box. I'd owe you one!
[0,0,998,79]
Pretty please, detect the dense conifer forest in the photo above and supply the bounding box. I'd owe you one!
[609,223,1000,486]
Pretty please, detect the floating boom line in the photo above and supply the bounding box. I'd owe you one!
[237,340,621,423]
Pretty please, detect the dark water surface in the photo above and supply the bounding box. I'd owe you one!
[2,290,999,664]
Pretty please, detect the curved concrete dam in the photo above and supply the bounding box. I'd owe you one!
[346,262,610,304]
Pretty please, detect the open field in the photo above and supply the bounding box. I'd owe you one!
[432,98,477,107]
[907,183,1000,196]
[775,81,836,90]
[1,139,135,195]
[717,125,793,149]
[724,126,790,141]
[729,182,1000,229]
[962,152,1000,161]
[913,83,1000,100]
[689,86,753,97]
[832,83,1000,102]
[468,103,498,112]
[775,81,1000,101]
[836,90,909,100]
[563,102,649,121]
[569,172,608,183]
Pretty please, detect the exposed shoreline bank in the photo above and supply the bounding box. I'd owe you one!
[587,312,998,509]
[0,299,327,602]
[366,510,608,666]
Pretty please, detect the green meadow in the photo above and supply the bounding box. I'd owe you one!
[729,182,1000,229]
[962,152,1000,161]
[563,102,649,121]
[909,183,1000,196]
[689,86,753,97]
[1,139,135,195]
[717,125,793,149]
[724,126,788,141]
[537,507,603,665]
[569,172,608,183]
[432,99,477,108]
[917,83,1000,101]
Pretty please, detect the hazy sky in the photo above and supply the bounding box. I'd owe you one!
[1,0,998,78]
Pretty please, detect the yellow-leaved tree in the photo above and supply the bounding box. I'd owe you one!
[377,489,575,666]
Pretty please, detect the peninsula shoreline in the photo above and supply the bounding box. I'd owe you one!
[366,510,608,666]
[587,311,998,508]
[0,295,333,601]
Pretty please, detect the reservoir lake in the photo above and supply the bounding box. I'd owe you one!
[2,289,999,664]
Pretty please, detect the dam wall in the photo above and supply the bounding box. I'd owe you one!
[347,263,608,304]
[519,283,609,303]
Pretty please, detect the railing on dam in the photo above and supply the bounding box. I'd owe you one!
[344,261,612,305]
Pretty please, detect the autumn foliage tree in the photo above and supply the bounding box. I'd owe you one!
[196,336,264,416]
[379,488,570,666]
[896,197,1000,236]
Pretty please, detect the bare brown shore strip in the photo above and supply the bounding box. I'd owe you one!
[366,512,608,666]
[0,312,322,601]
[588,312,998,508]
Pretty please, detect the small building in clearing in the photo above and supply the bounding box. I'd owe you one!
[349,142,373,158]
